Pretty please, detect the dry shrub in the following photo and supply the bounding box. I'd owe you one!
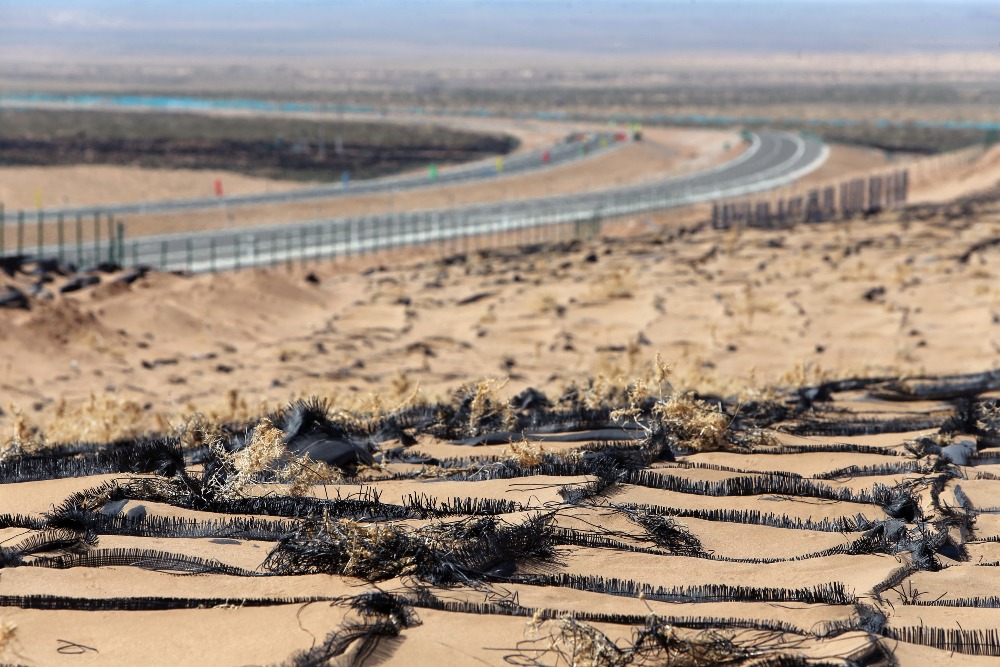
[546,616,628,667]
[1,403,35,461]
[229,417,286,487]
[654,393,731,453]
[211,417,342,499]
[531,616,760,667]
[282,454,343,496]
[0,621,16,657]
[465,378,516,437]
[507,439,546,467]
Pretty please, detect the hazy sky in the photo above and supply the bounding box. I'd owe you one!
[1,1,997,59]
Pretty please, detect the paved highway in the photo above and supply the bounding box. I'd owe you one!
[2,132,621,225]
[37,131,827,272]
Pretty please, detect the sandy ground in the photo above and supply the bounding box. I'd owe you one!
[3,132,1000,666]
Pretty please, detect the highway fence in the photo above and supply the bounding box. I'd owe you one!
[707,143,986,230]
[0,132,834,273]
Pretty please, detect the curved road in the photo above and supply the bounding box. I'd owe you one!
[40,131,827,272]
[2,132,621,225]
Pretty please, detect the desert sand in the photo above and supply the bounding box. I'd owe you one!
[1,131,1000,666]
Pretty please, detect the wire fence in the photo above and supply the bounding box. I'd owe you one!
[1,132,829,273]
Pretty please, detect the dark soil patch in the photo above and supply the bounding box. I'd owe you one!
[0,109,517,181]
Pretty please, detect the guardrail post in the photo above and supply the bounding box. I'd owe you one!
[160,240,168,270]
[234,236,241,272]
[286,232,293,272]
[131,241,138,268]
[210,237,217,273]
[186,238,193,272]
[252,236,259,268]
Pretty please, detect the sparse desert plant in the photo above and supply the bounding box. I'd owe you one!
[653,392,732,452]
[507,438,546,467]
[41,393,146,445]
[0,621,16,658]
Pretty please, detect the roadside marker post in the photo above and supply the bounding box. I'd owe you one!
[342,171,350,188]
[429,163,438,181]
[495,157,504,174]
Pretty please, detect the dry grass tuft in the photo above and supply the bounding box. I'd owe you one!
[0,621,17,657]
[654,393,731,453]
[36,393,146,446]
[530,616,763,667]
[230,417,286,484]
[464,378,516,437]
[1,403,35,461]
[546,616,628,667]
[507,438,546,467]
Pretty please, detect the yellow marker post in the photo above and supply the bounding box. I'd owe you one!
[599,137,608,149]
[494,157,504,173]
[34,189,42,210]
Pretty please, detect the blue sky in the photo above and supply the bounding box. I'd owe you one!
[1,1,996,58]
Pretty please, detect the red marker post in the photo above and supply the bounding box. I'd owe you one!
[214,179,224,198]
[542,150,551,164]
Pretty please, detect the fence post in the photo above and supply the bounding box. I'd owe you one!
[106,215,115,264]
[75,214,83,265]
[210,237,217,273]
[117,221,125,267]
[160,240,168,270]
[57,213,65,263]
[36,210,43,259]
[186,239,193,272]
[93,213,101,265]
[17,210,24,255]
[131,241,138,268]
[234,235,241,272]
[252,236,259,268]
[299,227,307,268]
